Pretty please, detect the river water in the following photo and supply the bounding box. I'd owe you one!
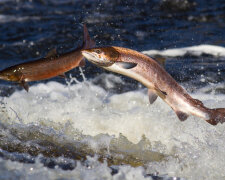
[0,0,225,179]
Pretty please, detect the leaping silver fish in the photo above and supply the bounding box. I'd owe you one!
[82,46,225,125]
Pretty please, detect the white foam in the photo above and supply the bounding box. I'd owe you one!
[142,44,225,57]
[0,14,40,23]
[0,155,153,180]
[1,74,225,179]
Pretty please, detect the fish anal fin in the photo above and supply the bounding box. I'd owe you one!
[148,89,158,104]
[175,111,189,121]
[115,62,137,69]
[58,73,66,78]
[20,81,29,92]
[46,48,57,58]
[79,59,86,67]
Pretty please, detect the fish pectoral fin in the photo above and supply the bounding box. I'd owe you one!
[58,73,66,78]
[175,111,189,121]
[79,59,86,67]
[154,86,167,99]
[20,81,29,92]
[115,62,137,69]
[46,48,57,58]
[148,89,158,104]
[160,90,167,96]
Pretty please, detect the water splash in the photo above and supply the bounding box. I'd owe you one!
[0,73,225,179]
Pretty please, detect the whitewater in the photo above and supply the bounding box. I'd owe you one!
[0,45,225,180]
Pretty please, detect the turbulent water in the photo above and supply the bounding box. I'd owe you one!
[0,0,225,180]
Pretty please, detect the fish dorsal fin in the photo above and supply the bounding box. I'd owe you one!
[175,111,189,121]
[148,89,158,104]
[20,80,29,92]
[153,55,166,67]
[115,62,137,69]
[46,48,57,58]
[82,24,95,49]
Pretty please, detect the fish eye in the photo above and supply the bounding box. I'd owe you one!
[95,49,101,54]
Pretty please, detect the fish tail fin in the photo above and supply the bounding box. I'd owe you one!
[82,24,95,49]
[206,108,225,125]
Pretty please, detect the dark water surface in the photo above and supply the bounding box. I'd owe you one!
[0,0,225,90]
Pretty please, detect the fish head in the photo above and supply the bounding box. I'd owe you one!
[82,47,120,67]
[0,69,21,81]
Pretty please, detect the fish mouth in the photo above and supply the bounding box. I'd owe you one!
[81,50,98,62]
[82,50,114,67]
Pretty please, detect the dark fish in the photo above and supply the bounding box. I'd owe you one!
[0,24,95,92]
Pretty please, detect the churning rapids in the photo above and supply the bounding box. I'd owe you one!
[0,45,224,180]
